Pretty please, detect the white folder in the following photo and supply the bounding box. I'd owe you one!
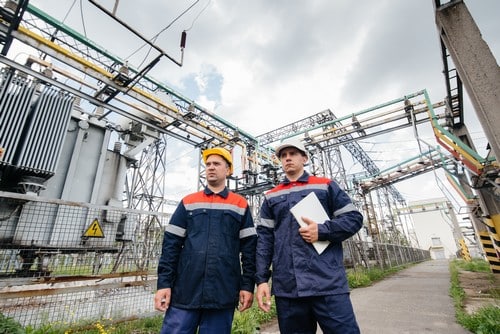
[290,192,330,254]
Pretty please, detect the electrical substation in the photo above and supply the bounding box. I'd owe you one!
[0,0,498,328]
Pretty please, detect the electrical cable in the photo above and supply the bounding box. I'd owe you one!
[125,0,202,67]
[79,0,87,37]
[153,0,200,40]
[61,0,78,24]
[184,0,211,32]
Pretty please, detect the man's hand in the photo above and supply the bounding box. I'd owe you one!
[238,290,254,312]
[256,282,272,312]
[154,288,171,312]
[299,217,319,243]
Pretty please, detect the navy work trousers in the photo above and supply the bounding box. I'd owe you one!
[275,293,360,334]
[159,306,234,334]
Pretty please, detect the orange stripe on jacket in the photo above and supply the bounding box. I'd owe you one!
[183,190,248,209]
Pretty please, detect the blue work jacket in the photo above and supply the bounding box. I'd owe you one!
[256,171,363,297]
[157,187,257,309]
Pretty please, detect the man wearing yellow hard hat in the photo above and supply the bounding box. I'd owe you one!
[155,147,257,334]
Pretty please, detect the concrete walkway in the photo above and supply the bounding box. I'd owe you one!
[259,259,471,333]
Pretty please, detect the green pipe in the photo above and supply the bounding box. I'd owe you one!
[423,89,493,164]
[280,90,426,140]
[357,148,437,181]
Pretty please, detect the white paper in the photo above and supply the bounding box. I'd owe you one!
[290,192,330,254]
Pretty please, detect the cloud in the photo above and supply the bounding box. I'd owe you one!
[163,141,199,199]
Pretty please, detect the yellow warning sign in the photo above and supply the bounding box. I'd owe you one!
[83,218,105,238]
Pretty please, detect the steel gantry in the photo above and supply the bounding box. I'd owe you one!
[255,90,457,242]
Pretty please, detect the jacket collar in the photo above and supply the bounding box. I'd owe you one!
[282,171,310,185]
[204,186,229,198]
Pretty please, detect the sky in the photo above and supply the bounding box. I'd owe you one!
[25,0,499,208]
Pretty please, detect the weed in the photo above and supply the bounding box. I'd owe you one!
[0,313,24,334]
[450,259,500,334]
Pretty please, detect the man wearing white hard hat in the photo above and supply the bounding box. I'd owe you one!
[256,137,363,334]
[155,147,257,334]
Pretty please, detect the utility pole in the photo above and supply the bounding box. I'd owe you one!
[435,0,500,272]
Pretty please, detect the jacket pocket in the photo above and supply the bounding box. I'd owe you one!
[221,210,241,237]
[268,195,288,222]
[187,209,209,235]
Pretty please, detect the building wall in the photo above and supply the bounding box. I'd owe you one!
[409,198,459,259]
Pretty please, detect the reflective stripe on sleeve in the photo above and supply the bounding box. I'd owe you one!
[165,224,186,237]
[257,218,275,228]
[334,203,358,217]
[240,226,257,239]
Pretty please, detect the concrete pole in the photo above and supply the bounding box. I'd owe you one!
[435,1,500,159]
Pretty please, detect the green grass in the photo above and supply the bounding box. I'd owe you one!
[449,259,500,334]
[0,313,25,334]
[453,258,492,273]
[346,264,406,288]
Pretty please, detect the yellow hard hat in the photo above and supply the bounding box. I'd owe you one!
[202,147,233,174]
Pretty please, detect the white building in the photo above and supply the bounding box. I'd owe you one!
[407,198,460,259]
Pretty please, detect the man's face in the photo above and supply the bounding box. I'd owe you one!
[279,147,307,174]
[205,154,230,184]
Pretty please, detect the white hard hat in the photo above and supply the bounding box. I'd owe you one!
[275,137,308,158]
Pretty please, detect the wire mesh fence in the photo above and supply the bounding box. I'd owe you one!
[344,238,430,270]
[0,191,168,328]
[0,191,429,328]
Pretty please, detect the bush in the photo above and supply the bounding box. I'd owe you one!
[458,305,500,334]
[454,258,491,273]
[366,267,386,282]
[347,269,371,288]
